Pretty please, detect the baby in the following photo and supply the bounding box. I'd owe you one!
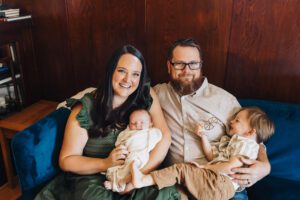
[104,109,162,192]
[131,107,275,200]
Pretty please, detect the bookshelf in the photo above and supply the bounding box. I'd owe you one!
[0,17,40,188]
[0,40,23,116]
[0,17,40,118]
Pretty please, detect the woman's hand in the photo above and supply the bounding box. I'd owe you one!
[106,144,128,168]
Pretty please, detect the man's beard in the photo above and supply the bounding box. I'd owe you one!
[170,76,204,96]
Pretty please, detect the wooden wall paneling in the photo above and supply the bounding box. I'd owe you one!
[100,0,145,53]
[66,0,146,91]
[17,20,41,104]
[4,0,75,101]
[145,0,233,86]
[226,0,300,103]
[32,0,75,101]
[66,0,101,91]
[6,0,300,103]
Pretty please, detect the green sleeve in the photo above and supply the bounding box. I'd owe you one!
[66,93,95,130]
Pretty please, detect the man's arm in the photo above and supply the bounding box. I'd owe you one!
[230,144,270,187]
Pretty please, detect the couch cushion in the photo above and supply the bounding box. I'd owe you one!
[239,99,300,182]
[247,176,300,200]
[11,108,70,193]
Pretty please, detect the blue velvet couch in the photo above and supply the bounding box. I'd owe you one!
[11,99,300,200]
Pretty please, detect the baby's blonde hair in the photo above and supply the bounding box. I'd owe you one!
[237,107,275,143]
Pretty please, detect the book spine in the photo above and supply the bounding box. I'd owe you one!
[6,15,32,22]
[0,15,32,22]
[4,14,20,17]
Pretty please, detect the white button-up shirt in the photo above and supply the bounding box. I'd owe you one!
[154,78,241,165]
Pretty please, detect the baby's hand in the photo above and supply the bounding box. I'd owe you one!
[195,124,207,138]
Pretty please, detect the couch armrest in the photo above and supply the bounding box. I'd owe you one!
[11,108,70,198]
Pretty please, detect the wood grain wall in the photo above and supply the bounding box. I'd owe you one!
[4,0,300,103]
[225,0,300,102]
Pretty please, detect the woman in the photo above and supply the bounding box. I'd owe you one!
[35,45,180,199]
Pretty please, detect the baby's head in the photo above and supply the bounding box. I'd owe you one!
[229,107,275,143]
[129,109,152,130]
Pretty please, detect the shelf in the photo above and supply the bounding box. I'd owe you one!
[0,56,11,63]
[0,73,20,85]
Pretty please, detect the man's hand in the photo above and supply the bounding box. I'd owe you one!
[230,156,270,187]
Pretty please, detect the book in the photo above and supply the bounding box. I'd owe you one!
[0,73,20,85]
[0,9,20,14]
[0,15,31,22]
[0,9,20,17]
[1,13,19,18]
[0,66,9,75]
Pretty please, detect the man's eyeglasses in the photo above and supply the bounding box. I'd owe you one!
[170,61,202,70]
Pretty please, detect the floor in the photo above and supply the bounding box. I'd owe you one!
[0,182,21,200]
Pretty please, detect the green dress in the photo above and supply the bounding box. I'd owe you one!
[35,93,180,200]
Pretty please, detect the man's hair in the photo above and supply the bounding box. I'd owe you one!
[167,38,203,61]
[239,107,275,143]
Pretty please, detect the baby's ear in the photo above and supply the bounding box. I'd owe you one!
[249,129,257,135]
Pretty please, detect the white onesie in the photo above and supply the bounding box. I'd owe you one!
[106,127,162,192]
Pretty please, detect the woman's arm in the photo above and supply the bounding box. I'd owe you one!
[59,104,127,175]
[140,88,172,174]
[230,144,270,187]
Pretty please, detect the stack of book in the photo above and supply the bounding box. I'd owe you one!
[0,7,31,22]
[0,9,20,18]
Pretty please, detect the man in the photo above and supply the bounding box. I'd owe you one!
[154,38,270,199]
